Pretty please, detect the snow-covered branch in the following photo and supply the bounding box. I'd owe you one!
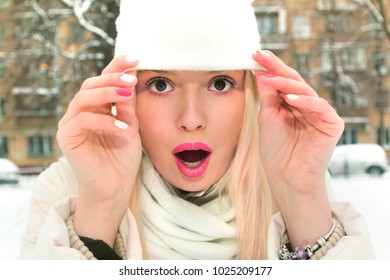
[29,0,50,27]
[353,0,390,40]
[60,0,115,45]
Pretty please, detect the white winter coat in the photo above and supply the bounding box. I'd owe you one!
[19,158,376,260]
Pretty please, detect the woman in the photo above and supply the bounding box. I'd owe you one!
[19,0,374,260]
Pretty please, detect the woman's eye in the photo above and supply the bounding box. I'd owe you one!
[147,78,173,94]
[209,77,235,93]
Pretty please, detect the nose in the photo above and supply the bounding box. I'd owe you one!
[176,93,207,132]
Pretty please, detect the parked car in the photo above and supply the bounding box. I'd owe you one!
[0,158,20,185]
[328,144,389,177]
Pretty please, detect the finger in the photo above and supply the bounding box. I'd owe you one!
[101,55,138,75]
[59,87,134,128]
[254,70,279,114]
[257,71,318,97]
[282,94,345,133]
[57,112,131,149]
[80,73,137,91]
[115,87,137,124]
[253,50,304,82]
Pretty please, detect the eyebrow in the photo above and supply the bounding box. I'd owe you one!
[145,70,225,75]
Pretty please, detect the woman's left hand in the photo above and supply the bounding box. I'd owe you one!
[253,50,345,247]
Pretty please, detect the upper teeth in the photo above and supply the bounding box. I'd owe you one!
[184,160,202,167]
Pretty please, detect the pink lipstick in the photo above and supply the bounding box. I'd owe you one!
[172,142,212,178]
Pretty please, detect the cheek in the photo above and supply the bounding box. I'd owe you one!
[215,96,245,140]
[136,99,167,147]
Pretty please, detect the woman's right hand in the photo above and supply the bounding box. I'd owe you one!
[56,56,142,246]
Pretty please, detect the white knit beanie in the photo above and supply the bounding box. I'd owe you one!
[115,0,261,71]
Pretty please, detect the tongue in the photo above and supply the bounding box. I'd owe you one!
[177,150,207,163]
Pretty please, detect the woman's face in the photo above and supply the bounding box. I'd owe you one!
[136,70,246,192]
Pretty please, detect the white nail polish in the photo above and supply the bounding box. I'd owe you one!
[111,104,117,117]
[286,94,300,100]
[260,50,270,57]
[120,74,137,83]
[125,55,139,63]
[114,120,128,130]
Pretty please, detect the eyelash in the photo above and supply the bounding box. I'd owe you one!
[208,76,237,94]
[144,75,238,96]
[144,77,173,96]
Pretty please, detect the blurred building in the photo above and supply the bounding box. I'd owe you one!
[0,0,117,173]
[253,0,390,151]
[1,0,390,171]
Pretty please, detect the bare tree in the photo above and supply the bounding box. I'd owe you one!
[354,0,390,41]
[11,0,120,120]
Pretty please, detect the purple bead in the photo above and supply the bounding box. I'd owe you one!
[295,247,307,260]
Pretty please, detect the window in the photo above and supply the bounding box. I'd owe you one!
[0,97,5,119]
[295,54,310,76]
[292,15,311,39]
[256,13,278,34]
[0,61,5,79]
[334,13,351,32]
[338,127,357,145]
[322,46,366,72]
[341,47,366,71]
[254,7,286,35]
[0,136,8,157]
[27,135,53,157]
[377,127,390,147]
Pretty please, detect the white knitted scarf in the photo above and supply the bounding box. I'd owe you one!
[139,157,238,259]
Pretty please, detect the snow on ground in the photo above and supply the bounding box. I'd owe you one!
[0,174,389,259]
[331,173,390,259]
[0,176,34,260]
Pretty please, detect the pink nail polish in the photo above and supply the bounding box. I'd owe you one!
[116,88,133,97]
[262,73,276,78]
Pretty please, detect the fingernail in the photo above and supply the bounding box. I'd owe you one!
[114,120,128,130]
[125,55,139,63]
[111,104,117,117]
[116,88,133,97]
[260,50,270,57]
[261,73,276,78]
[120,74,137,83]
[286,94,300,100]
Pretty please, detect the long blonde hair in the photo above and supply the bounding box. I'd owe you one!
[130,70,273,259]
[224,70,273,259]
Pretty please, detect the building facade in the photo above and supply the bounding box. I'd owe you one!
[0,0,117,172]
[1,0,390,171]
[253,0,390,151]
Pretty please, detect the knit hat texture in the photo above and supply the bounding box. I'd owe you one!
[115,0,262,71]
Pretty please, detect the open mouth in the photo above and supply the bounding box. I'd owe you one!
[172,142,212,178]
[174,149,211,168]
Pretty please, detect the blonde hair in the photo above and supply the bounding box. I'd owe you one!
[129,70,273,259]
[225,71,273,259]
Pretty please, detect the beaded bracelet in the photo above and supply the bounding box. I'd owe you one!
[66,214,127,260]
[278,219,345,260]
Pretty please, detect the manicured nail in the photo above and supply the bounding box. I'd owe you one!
[260,50,270,57]
[125,55,139,63]
[111,104,117,117]
[116,88,133,97]
[262,73,276,78]
[114,120,128,130]
[120,74,137,83]
[286,94,300,100]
